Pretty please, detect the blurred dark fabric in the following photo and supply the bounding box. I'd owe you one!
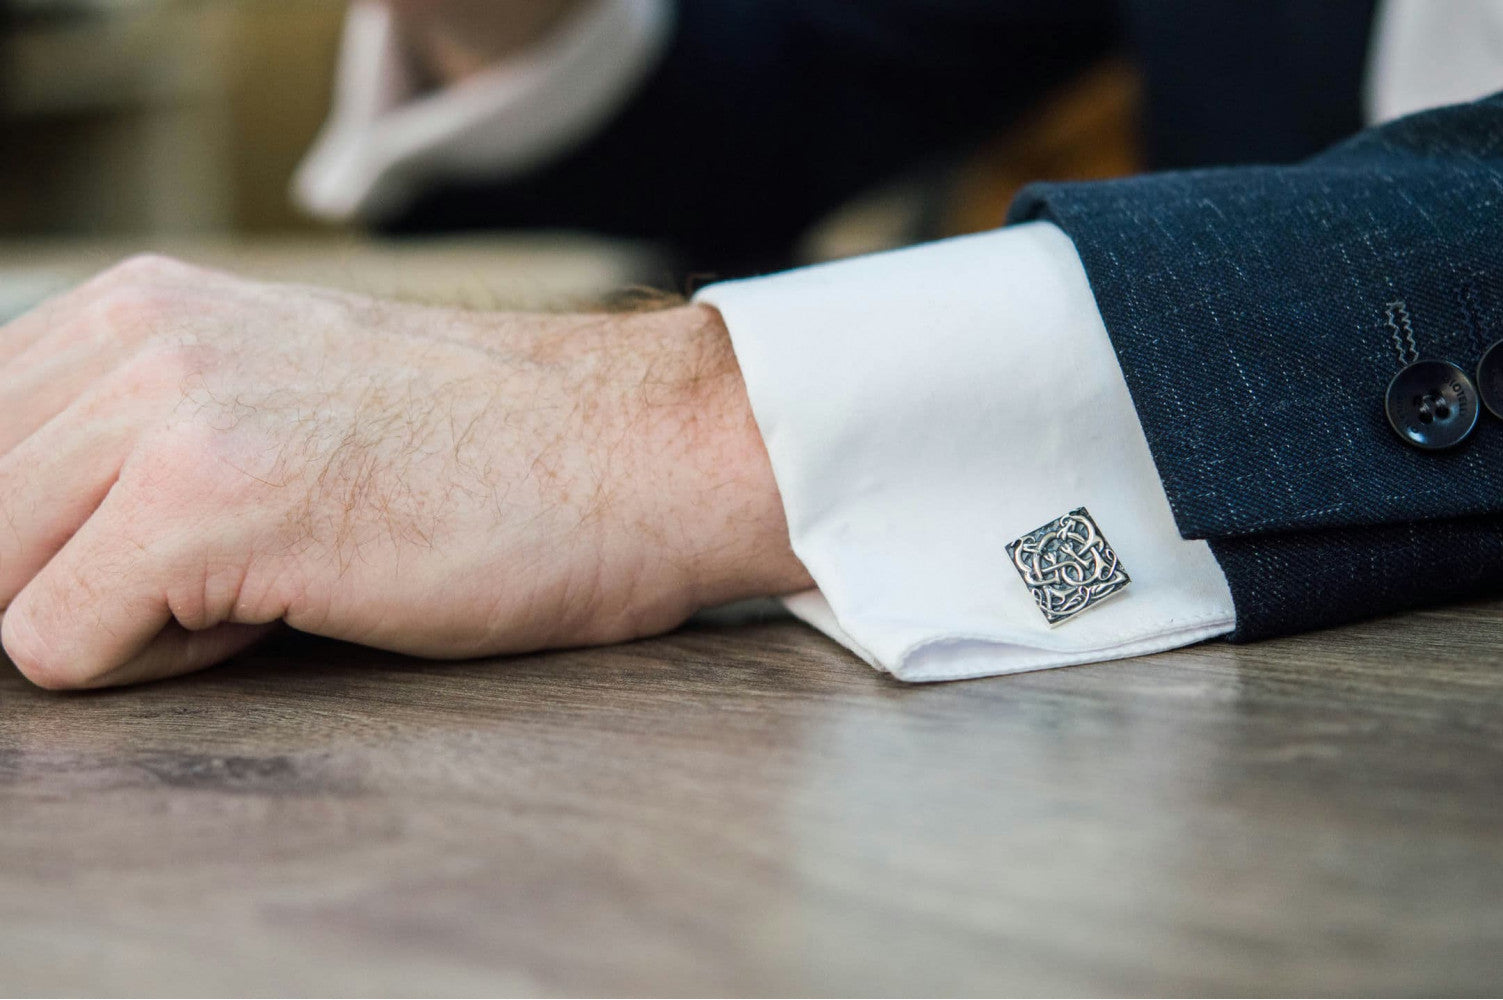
[1123,0,1377,169]
[384,0,1376,276]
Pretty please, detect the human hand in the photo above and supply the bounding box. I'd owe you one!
[0,255,809,689]
[386,0,593,85]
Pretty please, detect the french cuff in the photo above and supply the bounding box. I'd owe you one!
[292,0,673,223]
[694,223,1237,683]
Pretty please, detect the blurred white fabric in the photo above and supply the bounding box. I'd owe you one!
[294,0,671,222]
[1367,0,1503,124]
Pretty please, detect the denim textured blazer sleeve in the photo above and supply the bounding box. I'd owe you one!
[1008,94,1503,640]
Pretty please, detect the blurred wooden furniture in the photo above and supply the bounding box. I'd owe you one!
[0,0,344,235]
[945,59,1143,236]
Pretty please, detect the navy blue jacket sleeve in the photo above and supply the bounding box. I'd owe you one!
[1009,94,1503,639]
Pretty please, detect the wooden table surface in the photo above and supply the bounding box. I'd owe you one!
[2,242,1502,995]
[3,603,1502,997]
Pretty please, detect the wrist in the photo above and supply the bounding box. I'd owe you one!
[623,305,813,614]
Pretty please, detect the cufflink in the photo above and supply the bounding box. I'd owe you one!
[1006,507,1130,626]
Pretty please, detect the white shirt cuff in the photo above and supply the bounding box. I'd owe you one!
[292,0,673,223]
[695,222,1237,682]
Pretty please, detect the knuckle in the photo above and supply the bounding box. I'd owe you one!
[121,423,252,523]
[107,252,192,282]
[76,253,176,302]
[93,283,177,335]
[74,255,200,341]
[61,288,184,363]
[132,334,202,372]
[113,337,211,402]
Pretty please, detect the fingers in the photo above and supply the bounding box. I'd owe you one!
[0,452,281,689]
[62,621,277,690]
[2,610,275,691]
[0,255,280,690]
[0,254,217,452]
[0,395,142,607]
[1,486,173,689]
[0,336,130,455]
[0,285,77,369]
[0,263,133,370]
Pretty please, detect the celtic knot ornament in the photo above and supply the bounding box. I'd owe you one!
[1006,507,1131,625]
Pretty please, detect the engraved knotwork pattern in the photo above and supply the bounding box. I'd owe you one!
[1006,507,1130,625]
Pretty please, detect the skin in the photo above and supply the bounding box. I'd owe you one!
[0,255,812,689]
[385,0,594,86]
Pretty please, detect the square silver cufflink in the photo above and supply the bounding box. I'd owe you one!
[1006,507,1131,626]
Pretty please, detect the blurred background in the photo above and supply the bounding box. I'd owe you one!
[0,0,344,237]
[0,0,1143,317]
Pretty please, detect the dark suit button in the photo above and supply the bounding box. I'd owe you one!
[1385,359,1478,449]
[1478,340,1503,419]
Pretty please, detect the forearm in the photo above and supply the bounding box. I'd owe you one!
[524,301,812,626]
[629,304,815,612]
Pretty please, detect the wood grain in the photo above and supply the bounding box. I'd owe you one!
[3,242,1502,995]
[3,600,1503,996]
